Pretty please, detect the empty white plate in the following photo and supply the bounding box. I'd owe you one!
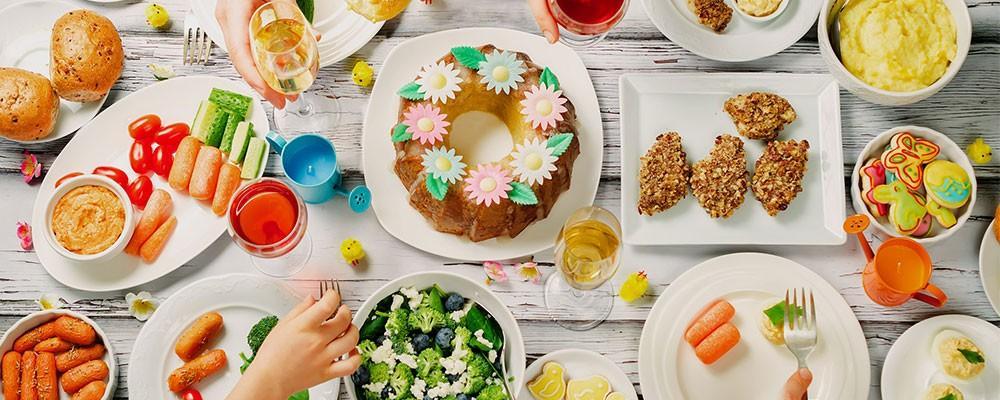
[978,221,1000,318]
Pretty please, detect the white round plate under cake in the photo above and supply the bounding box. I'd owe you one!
[129,273,341,399]
[31,76,269,292]
[190,0,382,68]
[0,0,107,143]
[638,253,870,400]
[882,314,1000,400]
[978,221,1000,318]
[362,28,603,261]
[639,0,823,62]
[519,349,638,400]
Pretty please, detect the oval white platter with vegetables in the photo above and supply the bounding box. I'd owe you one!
[31,76,270,292]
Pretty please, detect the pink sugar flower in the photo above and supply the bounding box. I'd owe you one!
[403,104,450,145]
[520,84,568,130]
[463,164,513,207]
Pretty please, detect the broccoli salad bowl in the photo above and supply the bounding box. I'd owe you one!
[346,271,526,400]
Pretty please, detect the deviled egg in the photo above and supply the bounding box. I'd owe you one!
[923,383,964,400]
[932,329,986,380]
[759,298,792,345]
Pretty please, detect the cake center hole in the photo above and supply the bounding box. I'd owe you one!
[449,111,514,166]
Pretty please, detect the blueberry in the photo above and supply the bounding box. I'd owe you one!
[435,327,455,349]
[376,335,389,345]
[446,373,459,383]
[444,293,466,312]
[352,365,370,385]
[381,386,392,398]
[413,334,432,352]
[456,394,470,400]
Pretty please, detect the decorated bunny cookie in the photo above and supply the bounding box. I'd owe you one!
[881,132,941,191]
[923,160,971,209]
[873,181,929,235]
[926,199,957,228]
[859,158,888,217]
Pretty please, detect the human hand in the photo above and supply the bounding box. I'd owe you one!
[226,290,362,400]
[527,0,559,43]
[782,368,813,400]
[215,0,291,109]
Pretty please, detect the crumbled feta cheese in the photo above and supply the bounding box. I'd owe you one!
[450,301,474,322]
[390,294,405,311]
[426,382,453,398]
[487,349,497,363]
[410,378,427,398]
[450,339,469,360]
[397,353,418,369]
[371,339,397,368]
[474,329,493,349]
[405,342,415,355]
[400,286,424,309]
[441,357,467,375]
[363,381,387,393]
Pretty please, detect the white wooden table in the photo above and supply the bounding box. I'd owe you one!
[1,1,998,398]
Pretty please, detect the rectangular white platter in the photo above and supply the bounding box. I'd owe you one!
[619,73,846,245]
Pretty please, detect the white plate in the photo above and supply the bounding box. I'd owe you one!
[189,0,383,68]
[619,73,845,246]
[638,253,870,400]
[31,75,269,292]
[129,273,341,399]
[0,0,107,143]
[978,222,1000,318]
[882,314,1000,400]
[362,28,603,261]
[639,0,822,62]
[518,349,638,400]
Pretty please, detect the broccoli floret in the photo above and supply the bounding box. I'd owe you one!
[409,308,446,334]
[363,391,381,400]
[391,335,411,355]
[390,363,414,399]
[477,384,508,400]
[369,363,392,384]
[358,339,378,362]
[384,308,412,337]
[247,315,279,354]
[463,375,487,396]
[463,352,493,395]
[423,369,447,388]
[416,348,443,378]
[453,326,472,350]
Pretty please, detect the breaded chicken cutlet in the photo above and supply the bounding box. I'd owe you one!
[638,132,691,216]
[688,0,733,33]
[724,92,797,140]
[752,140,810,216]
[690,134,749,218]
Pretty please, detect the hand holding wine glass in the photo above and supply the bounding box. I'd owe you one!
[527,0,629,47]
[215,0,292,109]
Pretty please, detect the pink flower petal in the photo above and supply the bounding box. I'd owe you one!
[20,152,42,184]
[484,261,508,284]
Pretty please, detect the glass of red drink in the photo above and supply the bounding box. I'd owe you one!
[548,0,629,47]
[228,178,312,277]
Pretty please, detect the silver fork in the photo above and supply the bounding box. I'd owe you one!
[318,278,341,299]
[784,287,817,400]
[183,13,212,65]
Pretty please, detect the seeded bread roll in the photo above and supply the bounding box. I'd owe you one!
[0,67,60,141]
[50,10,123,103]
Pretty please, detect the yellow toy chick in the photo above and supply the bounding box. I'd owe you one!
[966,138,992,164]
[619,271,649,303]
[352,60,375,87]
[340,237,365,266]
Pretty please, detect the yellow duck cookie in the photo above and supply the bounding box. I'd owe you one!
[566,375,612,400]
[605,393,626,400]
[527,362,566,400]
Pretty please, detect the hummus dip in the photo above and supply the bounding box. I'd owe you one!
[51,185,126,255]
[737,0,781,17]
[839,0,957,92]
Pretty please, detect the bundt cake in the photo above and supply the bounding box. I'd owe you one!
[392,44,581,242]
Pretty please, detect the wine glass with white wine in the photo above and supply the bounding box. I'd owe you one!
[544,206,622,331]
[249,1,338,133]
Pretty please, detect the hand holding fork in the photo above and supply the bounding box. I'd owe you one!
[783,288,817,400]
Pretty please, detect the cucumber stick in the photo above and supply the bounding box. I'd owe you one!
[191,100,220,142]
[241,137,267,179]
[220,112,243,153]
[208,88,251,118]
[204,110,230,148]
[228,121,254,164]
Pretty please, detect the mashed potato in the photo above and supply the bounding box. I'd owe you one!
[923,383,964,400]
[838,0,957,92]
[933,330,986,379]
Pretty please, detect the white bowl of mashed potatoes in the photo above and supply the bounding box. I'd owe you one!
[44,174,134,263]
[819,0,971,105]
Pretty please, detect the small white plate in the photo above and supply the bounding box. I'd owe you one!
[362,28,603,261]
[129,273,341,399]
[189,0,382,68]
[978,221,1000,318]
[518,349,638,400]
[882,314,1000,400]
[638,253,870,400]
[0,0,107,143]
[639,0,823,62]
[31,76,269,292]
[619,73,845,246]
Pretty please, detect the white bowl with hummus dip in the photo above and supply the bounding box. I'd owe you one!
[819,0,971,106]
[44,174,134,263]
[734,0,789,23]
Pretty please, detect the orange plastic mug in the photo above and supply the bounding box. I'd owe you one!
[861,237,948,307]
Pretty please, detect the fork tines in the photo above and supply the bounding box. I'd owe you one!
[317,279,341,299]
[183,26,211,65]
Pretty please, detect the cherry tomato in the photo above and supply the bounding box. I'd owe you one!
[129,141,154,174]
[54,172,83,187]
[154,122,190,151]
[126,175,153,209]
[179,389,202,400]
[128,114,161,142]
[152,145,174,177]
[92,166,129,190]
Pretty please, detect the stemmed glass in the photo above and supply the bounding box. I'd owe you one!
[228,178,312,277]
[544,206,622,331]
[547,0,630,47]
[249,1,339,133]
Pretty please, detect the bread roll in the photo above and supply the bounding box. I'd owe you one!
[50,10,123,103]
[0,67,60,141]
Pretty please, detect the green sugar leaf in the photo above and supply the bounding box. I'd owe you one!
[426,174,448,201]
[507,182,538,205]
[398,82,425,100]
[546,133,574,157]
[540,67,560,91]
[762,301,803,327]
[391,123,411,142]
[451,46,486,70]
[958,348,985,364]
[938,394,957,400]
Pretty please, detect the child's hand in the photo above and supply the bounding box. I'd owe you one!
[782,368,812,400]
[227,290,362,400]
